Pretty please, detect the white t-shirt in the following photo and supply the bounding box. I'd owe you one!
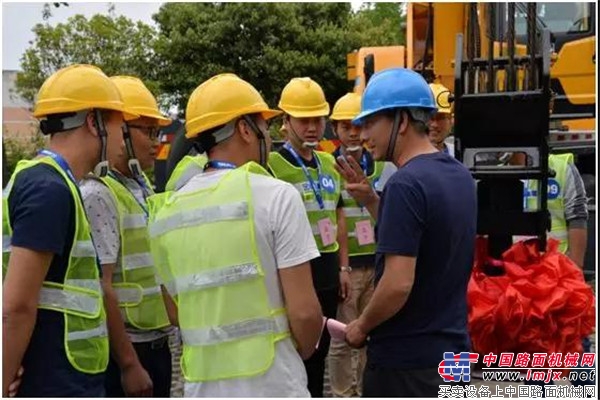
[176,169,320,398]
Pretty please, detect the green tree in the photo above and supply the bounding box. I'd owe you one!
[350,2,406,46]
[153,2,364,115]
[16,7,160,105]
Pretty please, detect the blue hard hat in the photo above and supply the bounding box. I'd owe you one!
[353,68,437,126]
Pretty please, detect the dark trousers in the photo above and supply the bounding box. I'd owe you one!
[304,287,339,397]
[104,335,172,397]
[363,364,454,398]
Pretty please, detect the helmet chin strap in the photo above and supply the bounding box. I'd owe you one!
[92,109,109,177]
[242,115,268,167]
[385,110,402,163]
[287,118,319,149]
[121,123,143,178]
[346,145,362,152]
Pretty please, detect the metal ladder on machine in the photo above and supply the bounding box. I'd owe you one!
[453,3,552,381]
[453,4,553,261]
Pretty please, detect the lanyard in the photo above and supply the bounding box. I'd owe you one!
[108,170,151,217]
[285,142,324,210]
[39,150,78,186]
[133,174,153,199]
[359,152,368,176]
[203,160,237,171]
[39,150,103,272]
[38,149,86,204]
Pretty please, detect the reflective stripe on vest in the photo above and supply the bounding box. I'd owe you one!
[181,313,289,346]
[165,154,208,192]
[304,199,337,212]
[115,285,162,305]
[39,279,102,317]
[163,262,259,297]
[175,163,203,191]
[100,174,170,330]
[149,201,248,238]
[343,206,369,218]
[122,214,147,229]
[68,324,108,341]
[268,151,341,253]
[342,161,384,256]
[122,252,153,271]
[70,240,97,258]
[148,162,290,382]
[523,153,572,254]
[2,157,108,374]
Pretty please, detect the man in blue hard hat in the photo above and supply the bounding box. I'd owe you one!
[335,68,477,397]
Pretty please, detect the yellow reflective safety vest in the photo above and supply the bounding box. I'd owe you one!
[98,172,170,330]
[524,153,572,253]
[147,162,290,382]
[342,160,385,256]
[268,150,342,253]
[2,157,109,374]
[165,154,208,192]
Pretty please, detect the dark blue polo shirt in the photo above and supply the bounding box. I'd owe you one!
[369,152,477,369]
[7,163,104,397]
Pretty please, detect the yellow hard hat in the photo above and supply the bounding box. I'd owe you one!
[278,77,330,118]
[110,76,171,126]
[185,73,281,139]
[429,83,452,114]
[330,92,361,121]
[33,64,138,120]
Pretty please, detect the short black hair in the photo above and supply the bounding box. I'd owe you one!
[373,108,431,135]
[191,113,263,153]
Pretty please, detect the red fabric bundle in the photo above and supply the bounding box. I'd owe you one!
[468,237,596,357]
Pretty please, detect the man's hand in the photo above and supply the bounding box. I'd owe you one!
[335,154,367,184]
[335,155,380,219]
[7,366,23,397]
[335,155,377,204]
[121,363,153,397]
[339,270,352,303]
[345,319,368,349]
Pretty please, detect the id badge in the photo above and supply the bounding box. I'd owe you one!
[318,217,335,247]
[355,219,375,246]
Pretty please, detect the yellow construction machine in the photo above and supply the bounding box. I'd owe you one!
[343,2,596,277]
[346,2,595,139]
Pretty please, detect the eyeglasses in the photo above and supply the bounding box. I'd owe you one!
[127,124,160,140]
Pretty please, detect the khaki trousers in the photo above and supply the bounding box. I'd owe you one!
[328,266,375,397]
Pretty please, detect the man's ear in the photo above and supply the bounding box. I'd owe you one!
[85,111,99,138]
[237,118,253,144]
[398,111,410,136]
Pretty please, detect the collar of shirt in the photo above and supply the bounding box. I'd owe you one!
[280,146,319,169]
[110,170,148,206]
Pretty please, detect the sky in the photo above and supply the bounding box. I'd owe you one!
[2,1,365,71]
